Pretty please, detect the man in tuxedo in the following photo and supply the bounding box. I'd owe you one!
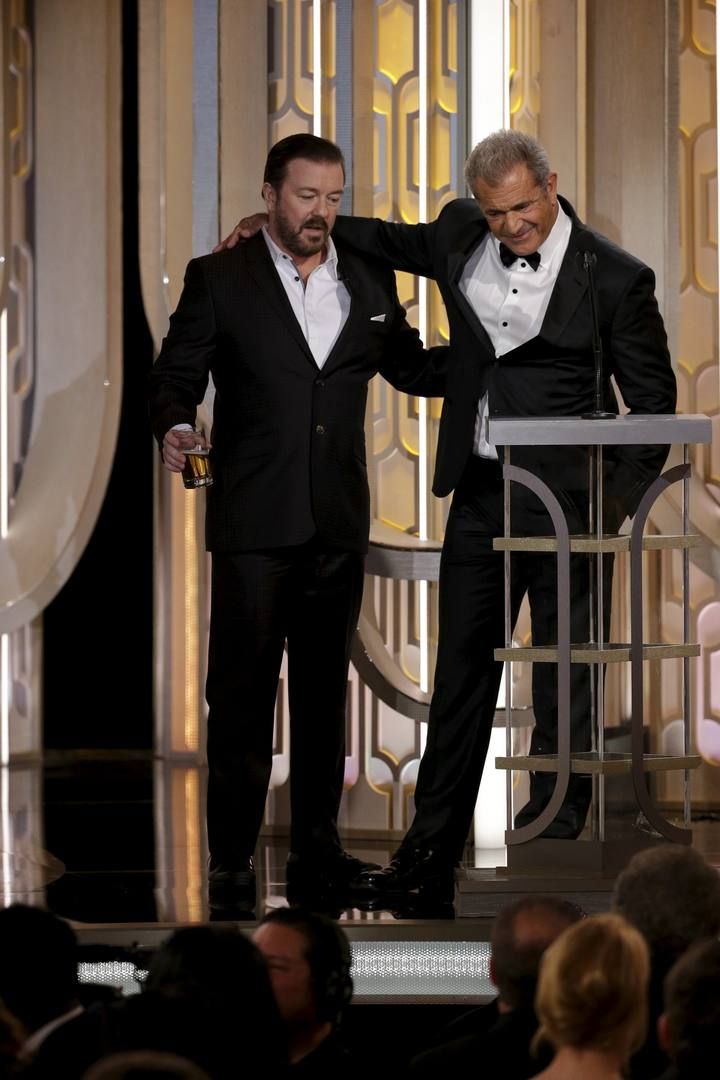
[332,129,676,895]
[221,129,676,899]
[149,134,444,907]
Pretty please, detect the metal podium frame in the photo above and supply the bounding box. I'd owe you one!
[488,414,712,870]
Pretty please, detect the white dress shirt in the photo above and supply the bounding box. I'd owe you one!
[460,203,572,458]
[262,226,351,368]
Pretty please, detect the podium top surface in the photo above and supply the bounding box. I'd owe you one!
[488,414,711,446]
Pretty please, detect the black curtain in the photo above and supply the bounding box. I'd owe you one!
[43,0,155,750]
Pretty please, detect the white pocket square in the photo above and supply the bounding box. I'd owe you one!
[370,313,387,322]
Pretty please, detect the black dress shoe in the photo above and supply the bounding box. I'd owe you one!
[363,847,456,901]
[514,797,589,839]
[286,850,380,893]
[208,857,256,909]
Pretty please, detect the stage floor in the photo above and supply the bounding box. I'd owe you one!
[4,754,719,1001]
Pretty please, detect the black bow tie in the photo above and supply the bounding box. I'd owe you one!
[499,243,541,271]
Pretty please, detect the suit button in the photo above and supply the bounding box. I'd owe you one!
[316,424,325,435]
[316,379,325,388]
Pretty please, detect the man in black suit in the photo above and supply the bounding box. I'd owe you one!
[149,134,444,906]
[331,129,676,895]
[409,895,582,1078]
[221,129,676,898]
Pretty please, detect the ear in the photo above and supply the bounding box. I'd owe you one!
[262,182,277,210]
[657,1012,670,1053]
[546,172,558,203]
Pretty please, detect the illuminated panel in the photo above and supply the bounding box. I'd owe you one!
[675,0,720,766]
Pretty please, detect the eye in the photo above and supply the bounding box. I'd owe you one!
[328,195,342,205]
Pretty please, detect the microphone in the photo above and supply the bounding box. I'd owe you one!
[578,235,615,420]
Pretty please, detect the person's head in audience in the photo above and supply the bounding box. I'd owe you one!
[612,843,720,1076]
[658,938,720,1079]
[532,913,649,1078]
[83,1050,210,1079]
[114,926,287,1078]
[254,907,353,1064]
[490,896,584,1013]
[0,904,79,1036]
[612,845,720,980]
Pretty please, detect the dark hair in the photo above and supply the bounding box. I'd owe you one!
[141,926,287,1077]
[0,904,78,1030]
[491,896,584,1010]
[263,133,345,190]
[259,907,353,1025]
[663,938,720,1075]
[612,845,720,976]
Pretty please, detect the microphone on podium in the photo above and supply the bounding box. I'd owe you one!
[578,235,615,420]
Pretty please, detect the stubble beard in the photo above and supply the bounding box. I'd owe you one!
[274,208,328,258]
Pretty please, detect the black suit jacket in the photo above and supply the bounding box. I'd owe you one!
[149,234,444,553]
[335,197,677,517]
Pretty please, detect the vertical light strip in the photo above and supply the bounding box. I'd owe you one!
[717,6,720,375]
[575,0,587,220]
[0,635,9,892]
[418,0,429,692]
[0,634,9,767]
[469,0,511,846]
[313,0,322,135]
[469,0,510,147]
[184,769,202,920]
[0,308,8,540]
[184,504,199,752]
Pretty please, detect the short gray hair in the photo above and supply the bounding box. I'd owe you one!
[464,129,551,191]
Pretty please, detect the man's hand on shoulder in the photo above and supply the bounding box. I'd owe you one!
[213,213,269,252]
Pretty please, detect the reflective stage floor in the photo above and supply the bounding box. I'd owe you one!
[3,755,720,1005]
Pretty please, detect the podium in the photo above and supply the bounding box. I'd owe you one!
[456,414,712,915]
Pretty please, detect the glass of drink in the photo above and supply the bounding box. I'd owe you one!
[180,430,213,489]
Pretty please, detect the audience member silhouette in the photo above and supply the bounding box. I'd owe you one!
[109,925,288,1078]
[656,937,720,1080]
[612,844,720,1079]
[0,903,108,1078]
[254,907,359,1076]
[529,913,649,1080]
[410,896,583,1077]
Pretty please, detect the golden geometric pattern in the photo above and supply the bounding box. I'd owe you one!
[677,0,720,756]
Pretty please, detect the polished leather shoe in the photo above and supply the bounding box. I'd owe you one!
[362,847,456,902]
[286,850,380,892]
[208,857,256,910]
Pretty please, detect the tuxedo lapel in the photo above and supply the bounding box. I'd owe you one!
[243,234,317,366]
[539,211,589,342]
[447,228,495,356]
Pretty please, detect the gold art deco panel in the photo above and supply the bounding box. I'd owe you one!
[364,1,462,827]
[672,0,720,770]
[509,0,541,135]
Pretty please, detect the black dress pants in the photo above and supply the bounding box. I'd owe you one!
[205,538,364,864]
[405,457,611,863]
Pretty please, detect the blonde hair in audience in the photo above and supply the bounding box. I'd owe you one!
[534,913,649,1064]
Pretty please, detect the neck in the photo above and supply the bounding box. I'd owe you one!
[541,1046,624,1080]
[287,1020,333,1065]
